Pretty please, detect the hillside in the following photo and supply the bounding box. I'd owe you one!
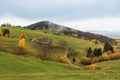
[26,21,116,44]
[0,26,102,61]
[0,51,120,80]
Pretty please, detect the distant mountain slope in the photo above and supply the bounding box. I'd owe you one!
[86,30,120,39]
[26,21,117,44]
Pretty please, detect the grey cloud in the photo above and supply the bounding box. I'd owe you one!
[0,0,120,20]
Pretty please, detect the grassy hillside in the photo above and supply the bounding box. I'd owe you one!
[0,26,102,61]
[0,52,120,80]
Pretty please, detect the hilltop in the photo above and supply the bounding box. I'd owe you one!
[26,21,116,44]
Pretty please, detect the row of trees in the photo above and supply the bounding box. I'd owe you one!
[87,42,114,58]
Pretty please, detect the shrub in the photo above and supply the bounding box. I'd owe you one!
[109,53,120,60]
[92,57,100,63]
[59,56,67,63]
[92,53,120,63]
[67,48,79,58]
[80,57,92,65]
[101,53,110,61]
[89,64,96,69]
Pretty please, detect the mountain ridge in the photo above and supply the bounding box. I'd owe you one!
[26,21,117,45]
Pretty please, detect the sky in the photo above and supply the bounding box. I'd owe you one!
[0,0,120,30]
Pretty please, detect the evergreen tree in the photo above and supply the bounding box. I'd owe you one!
[72,57,76,63]
[104,42,114,53]
[93,48,102,57]
[86,47,93,58]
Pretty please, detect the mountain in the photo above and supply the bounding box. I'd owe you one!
[26,21,117,45]
[86,30,120,39]
[26,21,78,33]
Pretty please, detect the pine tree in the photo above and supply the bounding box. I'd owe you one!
[104,42,114,53]
[86,47,93,58]
[93,48,102,57]
[72,57,76,63]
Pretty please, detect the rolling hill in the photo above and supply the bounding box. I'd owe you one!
[0,26,102,62]
[26,21,117,44]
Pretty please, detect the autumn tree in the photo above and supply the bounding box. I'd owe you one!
[18,33,26,47]
[36,37,53,59]
[0,28,10,37]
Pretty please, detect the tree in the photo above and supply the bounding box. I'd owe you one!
[86,47,93,58]
[58,40,67,49]
[104,42,114,53]
[93,48,102,57]
[36,37,53,59]
[18,33,26,47]
[0,28,10,37]
[72,57,76,63]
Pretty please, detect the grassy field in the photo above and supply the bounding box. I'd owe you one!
[0,52,120,80]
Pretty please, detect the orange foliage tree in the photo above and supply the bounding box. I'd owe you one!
[0,28,3,36]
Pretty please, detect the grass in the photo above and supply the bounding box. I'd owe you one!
[0,52,120,80]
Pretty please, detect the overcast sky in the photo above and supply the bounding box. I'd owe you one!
[0,0,120,30]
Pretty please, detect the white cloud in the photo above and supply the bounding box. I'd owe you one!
[1,15,120,30]
[0,15,36,26]
[57,17,120,30]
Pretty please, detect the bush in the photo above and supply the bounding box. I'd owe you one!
[80,57,92,65]
[100,53,110,61]
[67,48,79,58]
[89,64,96,69]
[92,53,120,63]
[109,53,120,60]
[59,56,67,63]
[92,57,100,63]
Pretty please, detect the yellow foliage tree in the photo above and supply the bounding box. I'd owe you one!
[18,33,26,47]
[0,28,3,36]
